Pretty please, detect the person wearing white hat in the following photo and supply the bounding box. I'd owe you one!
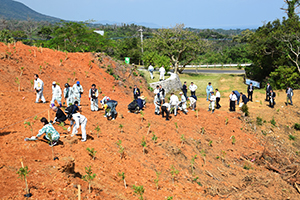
[178,92,188,114]
[34,74,46,103]
[51,81,62,108]
[208,91,216,113]
[72,81,84,106]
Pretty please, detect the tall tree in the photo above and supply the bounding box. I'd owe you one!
[281,0,300,19]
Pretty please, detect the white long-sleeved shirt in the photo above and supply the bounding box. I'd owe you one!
[72,113,87,132]
[162,102,170,111]
[72,84,84,97]
[89,88,99,99]
[52,85,62,98]
[210,95,216,102]
[189,84,197,92]
[159,67,165,74]
[34,78,44,90]
[101,96,111,104]
[189,97,196,106]
[180,95,186,103]
[229,94,237,101]
[216,91,221,98]
[154,88,160,95]
[64,87,73,98]
[170,94,179,106]
[148,65,154,71]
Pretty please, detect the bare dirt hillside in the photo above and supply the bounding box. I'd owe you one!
[0,42,300,200]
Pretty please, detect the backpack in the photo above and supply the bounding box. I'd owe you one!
[128,100,138,111]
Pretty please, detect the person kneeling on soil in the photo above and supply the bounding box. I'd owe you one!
[188,95,197,111]
[51,106,67,124]
[70,113,87,142]
[161,102,170,121]
[31,117,60,146]
[178,92,188,114]
[104,100,118,120]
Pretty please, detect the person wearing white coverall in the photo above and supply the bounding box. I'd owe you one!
[34,74,46,103]
[178,92,188,114]
[71,112,87,142]
[64,83,73,106]
[188,96,197,111]
[169,92,179,116]
[101,96,111,106]
[72,81,84,106]
[148,64,154,79]
[51,82,62,107]
[89,84,99,111]
[208,91,216,113]
[154,93,161,115]
[159,66,166,81]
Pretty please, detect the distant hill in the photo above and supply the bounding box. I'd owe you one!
[0,0,62,22]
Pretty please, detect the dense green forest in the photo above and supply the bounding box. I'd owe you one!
[1,0,300,89]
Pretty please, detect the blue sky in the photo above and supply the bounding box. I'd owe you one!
[16,0,288,29]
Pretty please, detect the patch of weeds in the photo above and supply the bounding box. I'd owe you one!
[261,130,267,136]
[192,176,202,186]
[132,185,144,200]
[256,117,263,126]
[148,86,154,92]
[289,134,296,141]
[231,136,236,144]
[270,117,276,126]
[243,162,252,170]
[133,72,138,76]
[241,104,249,116]
[294,123,300,130]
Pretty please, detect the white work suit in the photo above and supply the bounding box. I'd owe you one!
[170,94,179,116]
[72,84,84,106]
[64,87,73,106]
[148,65,154,79]
[89,88,99,111]
[34,78,46,103]
[179,95,188,113]
[154,94,161,114]
[51,85,62,106]
[209,95,216,111]
[72,113,87,141]
[159,67,165,81]
[101,96,111,105]
[189,97,197,110]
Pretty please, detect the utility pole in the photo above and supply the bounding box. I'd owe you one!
[138,28,144,65]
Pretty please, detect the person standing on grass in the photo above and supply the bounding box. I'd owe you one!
[182,81,188,99]
[159,66,166,81]
[64,83,73,106]
[70,112,87,142]
[269,90,276,108]
[229,91,237,112]
[51,82,62,108]
[148,64,154,79]
[206,82,213,101]
[34,74,46,103]
[247,82,254,102]
[72,81,83,106]
[266,82,272,101]
[89,84,99,111]
[189,82,197,96]
[215,89,221,109]
[170,92,179,116]
[286,86,293,106]
[208,91,216,113]
[161,102,170,121]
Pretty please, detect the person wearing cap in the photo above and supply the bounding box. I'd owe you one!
[189,82,197,96]
[70,112,87,142]
[159,65,166,81]
[188,96,197,111]
[148,64,154,79]
[182,81,188,99]
[229,91,237,112]
[178,92,188,114]
[103,100,118,120]
[51,81,62,108]
[247,82,254,102]
[72,81,84,106]
[34,74,46,103]
[265,82,272,102]
[206,82,213,101]
[133,85,140,100]
[161,102,170,121]
[159,85,165,104]
[64,83,73,106]
[169,92,179,116]
[154,93,161,115]
[215,89,221,109]
[208,91,216,113]
[89,84,99,111]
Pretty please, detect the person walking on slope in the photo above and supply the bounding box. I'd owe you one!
[70,112,87,142]
[148,64,154,79]
[247,82,254,102]
[286,86,293,106]
[154,93,161,115]
[206,82,213,101]
[178,92,188,114]
[34,74,46,103]
[208,91,216,113]
[51,82,62,108]
[64,83,73,106]
[159,66,166,81]
[215,89,221,109]
[189,82,197,96]
[229,91,237,112]
[72,81,83,106]
[161,102,170,121]
[89,84,99,111]
[170,92,179,116]
[133,85,140,100]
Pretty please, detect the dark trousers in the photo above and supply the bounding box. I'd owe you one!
[134,94,139,100]
[216,97,221,108]
[183,91,187,100]
[248,91,253,101]
[161,106,169,120]
[269,98,275,108]
[230,101,236,111]
[266,92,270,101]
[191,91,195,96]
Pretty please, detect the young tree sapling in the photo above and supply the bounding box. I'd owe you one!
[86,147,97,160]
[132,185,145,200]
[190,155,197,175]
[82,166,96,193]
[152,133,157,144]
[15,77,20,91]
[146,122,151,135]
[154,171,161,190]
[180,134,185,146]
[119,124,124,133]
[141,136,147,155]
[116,140,125,159]
[118,172,127,188]
[170,165,179,184]
[17,161,31,197]
[94,126,101,138]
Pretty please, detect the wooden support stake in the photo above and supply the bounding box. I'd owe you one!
[78,185,81,200]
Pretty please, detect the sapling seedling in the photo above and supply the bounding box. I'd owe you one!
[225,117,228,125]
[175,122,178,133]
[24,121,34,135]
[30,79,34,90]
[94,126,100,138]
[15,77,20,91]
[59,59,63,66]
[39,65,42,74]
[231,136,236,144]
[170,165,179,184]
[132,185,145,200]
[190,155,197,175]
[200,149,206,165]
[47,132,56,160]
[73,71,76,81]
[118,172,127,188]
[86,147,97,160]
[147,122,151,135]
[19,67,24,76]
[167,196,173,200]
[180,134,185,146]
[112,85,115,92]
[154,171,161,190]
[82,166,96,193]
[201,127,205,135]
[141,136,147,155]
[208,140,213,147]
[116,140,125,159]
[85,71,89,78]
[140,111,144,122]
[152,133,158,144]
[17,164,31,197]
[119,124,124,133]
[221,150,226,162]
